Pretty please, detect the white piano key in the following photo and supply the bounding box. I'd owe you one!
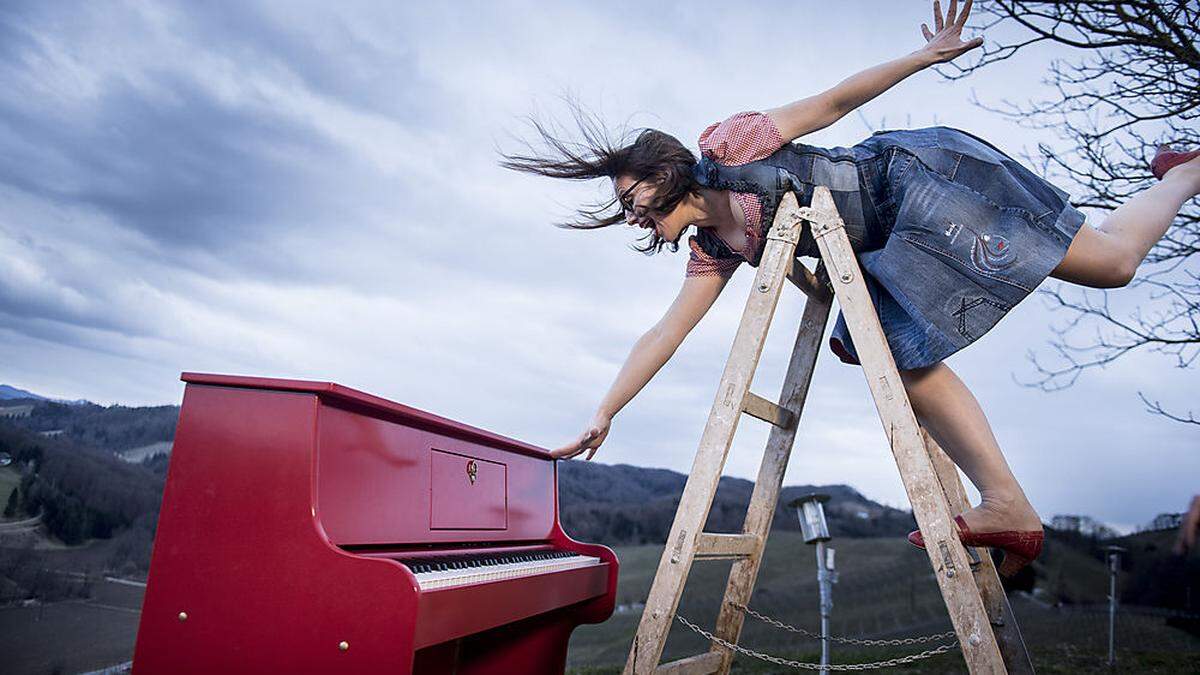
[410,554,602,590]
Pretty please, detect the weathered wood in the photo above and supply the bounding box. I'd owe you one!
[809,186,1005,673]
[624,193,807,675]
[922,430,1036,674]
[694,533,761,560]
[709,262,833,673]
[653,652,722,675]
[628,186,1021,675]
[741,391,795,429]
[786,257,832,301]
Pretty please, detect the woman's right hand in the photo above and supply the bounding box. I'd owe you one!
[552,413,612,461]
[918,0,984,65]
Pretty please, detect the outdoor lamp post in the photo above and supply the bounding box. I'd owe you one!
[789,493,837,675]
[1103,545,1125,667]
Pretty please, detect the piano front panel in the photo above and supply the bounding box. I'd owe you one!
[316,402,556,545]
[430,449,506,530]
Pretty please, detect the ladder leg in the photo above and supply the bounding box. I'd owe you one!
[922,430,1036,674]
[624,195,807,675]
[709,268,833,674]
[808,187,1006,674]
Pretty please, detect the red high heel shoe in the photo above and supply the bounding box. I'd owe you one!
[907,515,1044,577]
[1151,145,1200,180]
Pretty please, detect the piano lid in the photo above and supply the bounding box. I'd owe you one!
[180,372,552,461]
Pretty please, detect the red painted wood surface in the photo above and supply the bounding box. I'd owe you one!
[180,372,550,459]
[429,449,507,530]
[133,374,618,674]
[315,403,554,545]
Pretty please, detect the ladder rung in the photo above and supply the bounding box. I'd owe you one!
[741,392,795,429]
[787,258,830,300]
[694,533,761,560]
[654,651,722,675]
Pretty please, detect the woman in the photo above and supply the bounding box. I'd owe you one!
[502,0,1200,576]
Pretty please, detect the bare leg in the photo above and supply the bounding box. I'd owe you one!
[900,362,1042,533]
[890,161,1200,532]
[1051,156,1200,288]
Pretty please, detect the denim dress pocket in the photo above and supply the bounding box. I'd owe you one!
[892,164,1055,298]
[828,150,1080,370]
[823,126,1087,370]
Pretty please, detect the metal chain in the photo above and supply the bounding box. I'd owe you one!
[677,615,957,672]
[731,602,957,647]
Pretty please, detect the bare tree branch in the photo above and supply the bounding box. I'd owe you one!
[946,1,1199,424]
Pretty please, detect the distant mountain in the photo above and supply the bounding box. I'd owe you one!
[0,384,47,401]
[558,461,917,546]
[4,400,179,455]
[0,384,89,405]
[0,418,165,549]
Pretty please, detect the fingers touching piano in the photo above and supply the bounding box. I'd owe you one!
[133,373,618,674]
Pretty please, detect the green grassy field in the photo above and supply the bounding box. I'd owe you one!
[1,530,1196,673]
[0,580,142,675]
[566,532,1200,673]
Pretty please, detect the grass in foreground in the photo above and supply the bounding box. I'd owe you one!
[567,533,1200,673]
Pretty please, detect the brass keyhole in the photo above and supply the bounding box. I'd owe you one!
[466,460,477,485]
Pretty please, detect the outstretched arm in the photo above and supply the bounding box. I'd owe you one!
[553,273,729,460]
[765,0,984,143]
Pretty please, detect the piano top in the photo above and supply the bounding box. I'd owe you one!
[180,372,552,461]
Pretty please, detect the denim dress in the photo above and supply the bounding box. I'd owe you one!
[691,126,1087,371]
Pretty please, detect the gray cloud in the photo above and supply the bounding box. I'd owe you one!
[0,0,1196,533]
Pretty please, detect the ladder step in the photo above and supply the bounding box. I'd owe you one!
[654,651,722,675]
[694,533,761,561]
[787,258,830,301]
[741,392,795,429]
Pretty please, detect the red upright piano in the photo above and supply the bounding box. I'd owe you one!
[133,373,617,674]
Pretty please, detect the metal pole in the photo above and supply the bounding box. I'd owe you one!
[816,541,830,674]
[1108,554,1116,666]
[1104,545,1125,667]
[790,493,835,675]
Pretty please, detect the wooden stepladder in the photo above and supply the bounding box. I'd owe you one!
[625,188,1034,674]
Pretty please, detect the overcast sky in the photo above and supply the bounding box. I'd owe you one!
[1,0,1196,533]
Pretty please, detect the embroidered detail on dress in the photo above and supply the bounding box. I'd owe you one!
[952,296,1009,340]
[898,235,1035,294]
[970,232,1015,272]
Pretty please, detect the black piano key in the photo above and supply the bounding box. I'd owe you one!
[397,548,585,577]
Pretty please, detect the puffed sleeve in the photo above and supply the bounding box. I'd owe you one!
[698,111,785,166]
[685,235,742,279]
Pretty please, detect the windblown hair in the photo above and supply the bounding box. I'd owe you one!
[499,104,697,254]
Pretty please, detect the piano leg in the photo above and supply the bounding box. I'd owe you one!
[413,641,461,673]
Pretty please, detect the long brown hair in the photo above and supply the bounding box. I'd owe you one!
[499,104,697,254]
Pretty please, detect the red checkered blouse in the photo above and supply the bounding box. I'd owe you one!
[685,111,786,278]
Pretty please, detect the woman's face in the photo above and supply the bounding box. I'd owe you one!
[613,174,692,244]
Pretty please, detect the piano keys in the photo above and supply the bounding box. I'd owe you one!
[133,373,618,674]
[382,548,602,590]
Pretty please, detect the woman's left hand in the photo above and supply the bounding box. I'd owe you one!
[919,0,984,64]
